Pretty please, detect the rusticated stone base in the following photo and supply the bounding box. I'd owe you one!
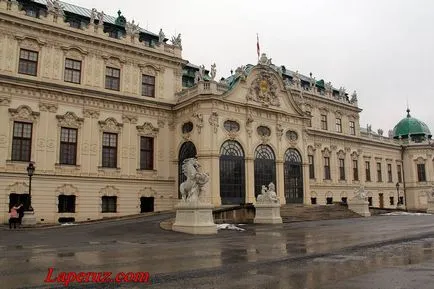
[427,201,434,214]
[172,202,217,235]
[254,202,283,224]
[348,200,371,217]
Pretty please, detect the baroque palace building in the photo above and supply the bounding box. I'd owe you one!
[0,0,433,224]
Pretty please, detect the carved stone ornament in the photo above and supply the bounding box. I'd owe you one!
[351,151,359,160]
[99,118,123,133]
[39,102,58,113]
[139,187,157,198]
[136,122,159,137]
[246,112,254,137]
[55,184,79,195]
[337,150,345,159]
[192,112,204,133]
[9,105,40,121]
[99,185,119,196]
[0,96,11,106]
[286,130,298,142]
[56,112,84,128]
[208,111,219,133]
[246,70,280,107]
[322,148,331,157]
[276,124,284,140]
[122,114,138,124]
[307,145,315,155]
[83,109,100,119]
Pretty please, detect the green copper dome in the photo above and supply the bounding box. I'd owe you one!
[393,109,432,140]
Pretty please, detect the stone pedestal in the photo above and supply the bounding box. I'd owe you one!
[254,202,283,224]
[348,199,371,217]
[172,202,217,235]
[427,200,434,214]
[21,211,37,226]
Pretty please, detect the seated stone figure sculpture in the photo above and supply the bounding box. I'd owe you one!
[257,182,279,203]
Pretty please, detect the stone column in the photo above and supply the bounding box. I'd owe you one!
[276,160,285,204]
[246,157,255,203]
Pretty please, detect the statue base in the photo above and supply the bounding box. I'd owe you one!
[172,202,217,235]
[254,202,283,224]
[21,211,37,226]
[427,201,434,214]
[348,199,371,217]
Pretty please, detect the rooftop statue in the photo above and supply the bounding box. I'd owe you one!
[351,90,358,103]
[378,129,383,136]
[171,33,182,48]
[210,63,217,80]
[125,20,140,36]
[179,158,209,203]
[46,0,64,17]
[194,65,205,84]
[90,8,97,24]
[388,130,393,138]
[258,53,272,65]
[257,182,279,203]
[367,124,372,133]
[158,29,165,43]
[97,11,105,25]
[292,71,301,88]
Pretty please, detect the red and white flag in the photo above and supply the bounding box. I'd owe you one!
[256,33,260,58]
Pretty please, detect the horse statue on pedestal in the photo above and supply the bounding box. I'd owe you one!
[180,158,209,203]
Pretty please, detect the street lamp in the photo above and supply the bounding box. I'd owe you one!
[395,182,400,206]
[26,162,35,211]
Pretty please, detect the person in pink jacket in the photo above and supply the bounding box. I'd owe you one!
[9,203,23,229]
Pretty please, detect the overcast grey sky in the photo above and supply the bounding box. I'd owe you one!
[68,0,434,133]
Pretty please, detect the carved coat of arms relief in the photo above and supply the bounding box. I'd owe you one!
[246,70,281,107]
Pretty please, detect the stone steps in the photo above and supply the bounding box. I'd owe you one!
[280,203,362,223]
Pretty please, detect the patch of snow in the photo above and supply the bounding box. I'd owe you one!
[217,224,245,231]
[381,212,432,216]
[60,223,77,226]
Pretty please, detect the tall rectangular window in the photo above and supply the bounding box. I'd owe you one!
[102,196,117,213]
[105,67,120,91]
[18,49,38,76]
[349,121,355,135]
[12,122,32,162]
[306,111,312,127]
[353,160,359,181]
[140,136,154,170]
[365,161,371,181]
[58,195,76,213]
[339,158,345,180]
[64,58,82,84]
[377,162,382,182]
[397,164,402,183]
[387,164,392,183]
[336,118,342,133]
[142,75,155,97]
[308,155,315,179]
[60,128,77,165]
[321,114,328,130]
[417,164,426,182]
[102,133,117,168]
[324,157,331,180]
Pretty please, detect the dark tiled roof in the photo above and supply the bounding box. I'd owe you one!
[32,0,158,36]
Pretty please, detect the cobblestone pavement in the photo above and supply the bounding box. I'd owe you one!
[1,213,434,289]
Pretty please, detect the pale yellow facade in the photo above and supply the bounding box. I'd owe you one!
[0,1,433,224]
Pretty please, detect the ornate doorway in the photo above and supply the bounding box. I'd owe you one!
[178,141,197,199]
[254,144,276,198]
[219,140,245,205]
[284,148,303,203]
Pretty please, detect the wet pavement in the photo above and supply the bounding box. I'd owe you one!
[0,213,434,289]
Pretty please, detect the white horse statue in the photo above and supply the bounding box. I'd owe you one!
[180,158,209,203]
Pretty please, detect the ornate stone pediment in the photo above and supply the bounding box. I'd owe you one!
[99,185,119,196]
[9,105,40,121]
[136,122,159,137]
[55,184,78,195]
[138,187,156,197]
[6,182,28,194]
[99,117,123,133]
[246,70,280,107]
[56,112,84,128]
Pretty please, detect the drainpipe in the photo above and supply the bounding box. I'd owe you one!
[400,145,408,211]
